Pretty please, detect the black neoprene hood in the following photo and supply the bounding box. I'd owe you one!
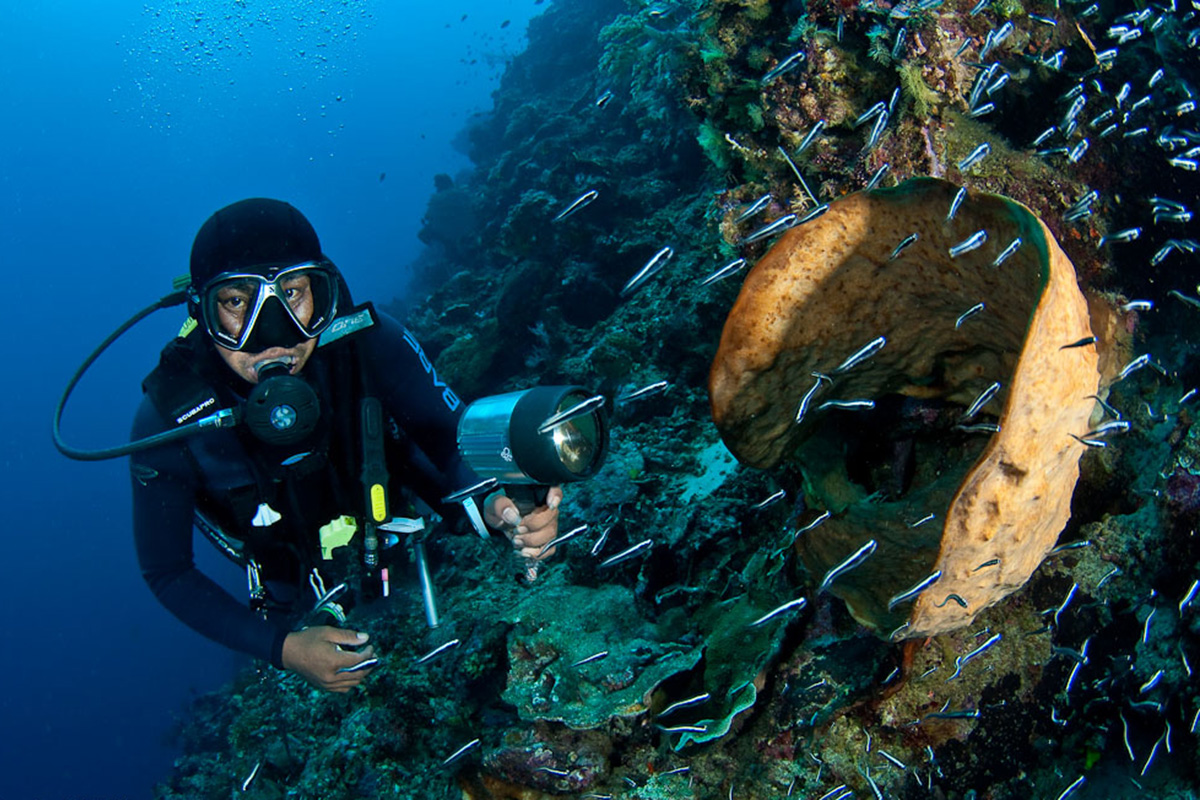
[190,198,324,289]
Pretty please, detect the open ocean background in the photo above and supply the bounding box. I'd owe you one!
[0,2,541,797]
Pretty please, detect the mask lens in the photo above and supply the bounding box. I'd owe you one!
[206,277,262,345]
[200,263,339,350]
[284,266,336,335]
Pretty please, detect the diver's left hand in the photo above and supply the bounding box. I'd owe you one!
[485,486,563,562]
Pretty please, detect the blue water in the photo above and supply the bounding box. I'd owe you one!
[0,2,541,797]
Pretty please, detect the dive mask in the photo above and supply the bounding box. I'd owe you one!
[193,261,340,352]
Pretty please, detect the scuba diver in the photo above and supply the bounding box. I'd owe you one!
[125,198,563,693]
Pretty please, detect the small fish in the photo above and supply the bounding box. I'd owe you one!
[946,632,1002,680]
[700,258,748,286]
[818,539,878,593]
[887,570,943,610]
[744,214,798,244]
[1032,126,1057,147]
[1179,580,1199,614]
[888,87,901,116]
[589,525,611,557]
[1054,582,1078,627]
[1029,12,1057,25]
[1052,643,1090,665]
[621,246,674,296]
[1139,669,1164,693]
[908,512,936,527]
[1060,336,1096,349]
[658,724,708,734]
[797,120,826,155]
[442,738,481,766]
[618,380,669,402]
[552,189,598,222]
[794,372,832,423]
[1069,433,1108,448]
[958,142,991,172]
[1169,289,1200,308]
[761,51,806,84]
[734,194,772,223]
[963,381,1001,420]
[1051,542,1099,554]
[956,303,985,328]
[833,336,887,373]
[992,237,1023,266]
[751,489,787,511]
[599,539,653,567]
[1116,353,1151,381]
[974,558,1000,571]
[538,395,606,434]
[956,422,1000,434]
[890,232,919,260]
[923,708,980,720]
[936,593,968,608]
[336,656,379,674]
[1067,139,1090,163]
[879,749,908,770]
[987,73,1010,95]
[969,102,995,118]
[571,650,609,667]
[865,110,889,150]
[595,89,614,108]
[865,162,890,190]
[798,203,830,225]
[819,399,876,410]
[855,101,887,127]
[749,597,808,627]
[1086,419,1131,437]
[416,638,461,664]
[792,510,832,539]
[949,230,988,257]
[947,186,968,220]
[442,477,499,505]
[538,524,588,555]
[657,692,711,718]
[1056,776,1086,800]
[242,762,262,792]
[1090,109,1115,128]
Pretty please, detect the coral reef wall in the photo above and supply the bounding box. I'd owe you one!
[160,0,1200,797]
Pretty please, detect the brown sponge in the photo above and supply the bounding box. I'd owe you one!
[709,178,1100,637]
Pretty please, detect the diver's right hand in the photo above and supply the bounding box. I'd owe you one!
[282,626,377,693]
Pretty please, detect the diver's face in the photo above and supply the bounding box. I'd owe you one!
[215,338,317,385]
[211,272,318,384]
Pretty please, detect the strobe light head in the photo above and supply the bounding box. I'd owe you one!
[456,386,609,485]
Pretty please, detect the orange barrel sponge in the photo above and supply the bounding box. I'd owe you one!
[709,177,1101,638]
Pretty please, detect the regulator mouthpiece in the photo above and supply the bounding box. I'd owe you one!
[243,361,320,446]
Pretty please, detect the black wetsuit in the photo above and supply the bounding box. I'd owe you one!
[130,311,478,668]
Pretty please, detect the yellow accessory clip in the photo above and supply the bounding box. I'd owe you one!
[370,483,387,522]
[319,515,357,560]
[178,316,198,338]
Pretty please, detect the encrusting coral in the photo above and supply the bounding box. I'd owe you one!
[709,177,1101,637]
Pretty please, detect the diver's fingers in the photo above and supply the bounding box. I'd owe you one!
[520,544,556,561]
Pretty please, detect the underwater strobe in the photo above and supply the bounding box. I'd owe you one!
[456,386,609,509]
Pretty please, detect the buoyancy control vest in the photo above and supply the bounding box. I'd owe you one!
[142,304,402,611]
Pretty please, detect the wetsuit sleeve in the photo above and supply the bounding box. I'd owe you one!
[130,397,290,667]
[360,312,483,516]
